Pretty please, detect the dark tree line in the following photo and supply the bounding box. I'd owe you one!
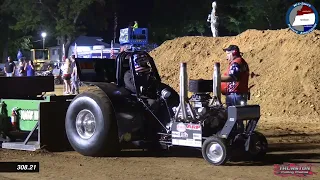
[0,0,319,62]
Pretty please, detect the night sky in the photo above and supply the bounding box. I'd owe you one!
[85,0,154,42]
[39,0,320,47]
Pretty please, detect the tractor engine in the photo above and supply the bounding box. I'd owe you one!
[189,92,211,116]
[189,91,226,135]
[170,63,227,136]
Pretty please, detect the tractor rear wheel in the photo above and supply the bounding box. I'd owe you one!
[65,87,120,156]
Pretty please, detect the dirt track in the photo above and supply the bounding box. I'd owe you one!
[0,85,319,180]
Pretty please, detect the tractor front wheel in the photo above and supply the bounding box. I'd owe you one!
[202,136,229,166]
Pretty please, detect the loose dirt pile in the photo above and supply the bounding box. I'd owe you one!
[150,28,320,119]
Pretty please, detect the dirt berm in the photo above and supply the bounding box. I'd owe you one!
[150,28,320,119]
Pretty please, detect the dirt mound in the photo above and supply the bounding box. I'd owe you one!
[150,28,320,118]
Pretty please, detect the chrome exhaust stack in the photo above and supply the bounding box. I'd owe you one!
[174,63,196,121]
[213,62,222,105]
[180,63,188,119]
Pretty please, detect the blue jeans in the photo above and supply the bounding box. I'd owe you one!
[71,76,80,94]
[226,93,248,107]
[6,73,13,77]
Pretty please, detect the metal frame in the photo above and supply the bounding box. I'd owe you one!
[2,119,40,151]
[218,105,260,151]
[1,98,72,151]
[219,105,260,138]
[0,76,54,99]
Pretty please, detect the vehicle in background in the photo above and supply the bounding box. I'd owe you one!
[119,27,156,52]
[30,49,50,70]
[34,61,63,85]
[35,60,61,76]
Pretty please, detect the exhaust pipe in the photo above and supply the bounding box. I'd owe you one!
[213,62,222,104]
[180,63,188,119]
[174,62,196,121]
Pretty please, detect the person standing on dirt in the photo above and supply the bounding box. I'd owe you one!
[18,59,26,76]
[61,58,72,94]
[4,56,16,77]
[70,55,80,95]
[221,45,249,106]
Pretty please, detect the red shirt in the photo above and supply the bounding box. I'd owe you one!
[221,57,249,94]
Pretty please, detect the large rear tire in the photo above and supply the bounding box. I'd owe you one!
[65,87,120,156]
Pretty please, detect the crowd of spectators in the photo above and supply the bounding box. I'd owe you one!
[4,56,35,77]
[3,55,80,95]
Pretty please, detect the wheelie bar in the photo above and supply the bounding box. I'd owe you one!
[218,105,260,140]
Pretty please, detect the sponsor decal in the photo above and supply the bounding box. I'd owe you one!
[193,133,202,140]
[172,122,202,148]
[20,110,39,121]
[176,123,186,132]
[172,131,181,138]
[274,163,317,177]
[180,132,188,138]
[186,124,201,131]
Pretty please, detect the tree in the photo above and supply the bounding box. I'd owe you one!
[0,0,34,62]
[3,0,105,59]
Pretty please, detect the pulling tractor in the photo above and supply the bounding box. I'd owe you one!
[0,50,268,165]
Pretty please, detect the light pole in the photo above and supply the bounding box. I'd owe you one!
[41,32,47,49]
[41,32,47,60]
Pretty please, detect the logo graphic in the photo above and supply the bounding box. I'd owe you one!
[286,2,319,34]
[176,123,186,132]
[186,124,201,131]
[274,163,317,177]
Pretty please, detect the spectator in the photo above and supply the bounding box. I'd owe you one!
[61,58,72,94]
[18,59,25,76]
[70,55,80,95]
[4,56,16,77]
[52,63,61,76]
[24,60,35,76]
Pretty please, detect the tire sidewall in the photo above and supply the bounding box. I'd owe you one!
[65,92,112,155]
[202,136,228,166]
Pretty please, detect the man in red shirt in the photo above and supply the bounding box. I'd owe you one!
[221,45,250,106]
